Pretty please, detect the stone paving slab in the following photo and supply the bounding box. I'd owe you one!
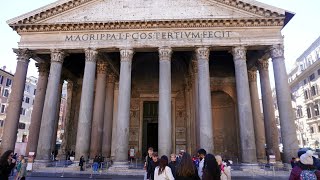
[31,166,291,177]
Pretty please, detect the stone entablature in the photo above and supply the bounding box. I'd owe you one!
[12,18,284,32]
[18,27,282,49]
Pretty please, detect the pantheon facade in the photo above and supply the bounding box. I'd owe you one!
[1,0,299,164]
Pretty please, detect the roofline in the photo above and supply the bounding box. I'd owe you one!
[296,36,320,61]
[6,0,75,25]
[283,11,295,28]
[0,69,14,77]
[7,0,288,26]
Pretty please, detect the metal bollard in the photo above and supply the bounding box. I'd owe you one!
[136,158,138,168]
[272,166,275,176]
[89,164,93,179]
[61,161,65,178]
[55,161,58,175]
[99,163,103,175]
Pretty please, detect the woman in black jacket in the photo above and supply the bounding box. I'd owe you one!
[202,154,221,180]
[0,150,16,180]
[176,152,200,180]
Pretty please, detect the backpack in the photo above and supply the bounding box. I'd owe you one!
[300,170,317,180]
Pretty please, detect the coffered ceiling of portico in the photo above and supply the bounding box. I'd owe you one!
[7,0,290,32]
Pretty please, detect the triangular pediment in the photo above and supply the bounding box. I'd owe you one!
[8,0,288,26]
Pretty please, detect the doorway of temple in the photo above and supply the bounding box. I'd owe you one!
[142,101,159,156]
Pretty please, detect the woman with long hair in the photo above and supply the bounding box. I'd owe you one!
[0,150,16,180]
[202,154,221,180]
[176,152,200,180]
[154,155,174,180]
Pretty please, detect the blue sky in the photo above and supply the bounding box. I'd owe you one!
[0,0,319,83]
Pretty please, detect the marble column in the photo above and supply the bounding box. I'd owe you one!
[51,80,64,153]
[257,59,281,161]
[248,69,266,161]
[196,47,213,153]
[232,46,257,163]
[58,81,74,159]
[67,81,81,151]
[184,78,192,154]
[26,62,49,155]
[75,48,98,160]
[192,60,200,150]
[114,49,134,163]
[102,74,115,158]
[270,44,299,163]
[111,82,119,160]
[90,62,108,157]
[0,49,32,153]
[158,47,172,157]
[36,49,66,161]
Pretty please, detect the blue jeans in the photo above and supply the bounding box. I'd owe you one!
[93,162,99,172]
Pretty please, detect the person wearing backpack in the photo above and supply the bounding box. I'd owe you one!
[289,150,320,180]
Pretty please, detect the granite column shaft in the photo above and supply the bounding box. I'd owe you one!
[232,46,257,163]
[26,62,49,155]
[51,80,64,152]
[114,49,134,163]
[36,49,65,161]
[158,47,172,157]
[258,59,281,161]
[270,44,299,163]
[90,62,108,157]
[0,49,31,153]
[102,74,115,158]
[110,82,119,160]
[196,47,213,153]
[75,48,98,160]
[248,69,266,161]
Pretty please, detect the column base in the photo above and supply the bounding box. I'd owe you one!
[109,161,129,171]
[257,159,267,164]
[240,163,262,172]
[32,160,52,170]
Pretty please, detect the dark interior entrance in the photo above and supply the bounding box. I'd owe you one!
[142,101,158,156]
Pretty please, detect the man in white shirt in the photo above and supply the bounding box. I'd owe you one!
[197,148,207,179]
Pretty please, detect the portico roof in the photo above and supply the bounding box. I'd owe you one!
[7,0,294,33]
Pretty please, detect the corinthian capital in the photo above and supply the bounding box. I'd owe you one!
[107,74,116,83]
[195,47,210,61]
[232,46,246,61]
[85,48,98,63]
[158,47,172,61]
[269,44,284,59]
[248,69,257,82]
[120,48,134,62]
[13,49,32,63]
[96,62,108,74]
[36,62,50,76]
[192,60,198,73]
[51,49,66,63]
[257,59,269,71]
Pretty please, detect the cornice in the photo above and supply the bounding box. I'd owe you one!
[9,0,93,25]
[8,0,285,28]
[11,17,284,33]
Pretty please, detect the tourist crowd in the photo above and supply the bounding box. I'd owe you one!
[144,147,231,180]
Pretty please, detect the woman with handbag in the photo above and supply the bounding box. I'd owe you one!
[154,155,174,180]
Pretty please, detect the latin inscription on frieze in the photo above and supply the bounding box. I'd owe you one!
[65,30,232,42]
